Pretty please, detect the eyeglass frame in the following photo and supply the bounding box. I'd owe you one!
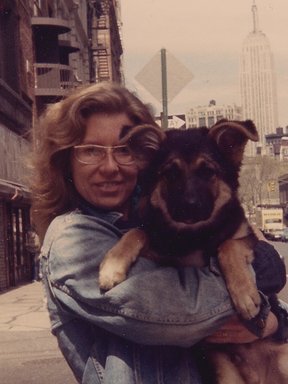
[72,143,135,165]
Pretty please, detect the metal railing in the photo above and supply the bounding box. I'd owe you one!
[34,63,76,95]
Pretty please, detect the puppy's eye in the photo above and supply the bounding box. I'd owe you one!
[163,163,181,182]
[197,164,216,179]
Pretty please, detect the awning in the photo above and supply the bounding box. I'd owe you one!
[0,178,31,202]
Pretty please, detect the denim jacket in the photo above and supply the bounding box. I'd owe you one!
[40,207,282,384]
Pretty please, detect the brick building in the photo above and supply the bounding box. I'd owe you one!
[0,0,34,290]
[0,0,123,290]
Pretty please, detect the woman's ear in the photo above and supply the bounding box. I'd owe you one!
[120,124,166,169]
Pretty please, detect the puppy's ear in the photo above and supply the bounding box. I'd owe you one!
[120,124,165,169]
[208,119,259,167]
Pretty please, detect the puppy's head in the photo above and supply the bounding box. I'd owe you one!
[122,120,258,231]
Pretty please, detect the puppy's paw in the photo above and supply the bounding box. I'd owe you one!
[231,285,261,320]
[98,261,127,291]
[99,271,126,291]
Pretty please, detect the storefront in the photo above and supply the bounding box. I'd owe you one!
[0,179,32,291]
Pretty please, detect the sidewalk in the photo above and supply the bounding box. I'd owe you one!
[0,281,50,331]
[0,282,77,383]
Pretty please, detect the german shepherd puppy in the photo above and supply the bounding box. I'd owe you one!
[99,120,288,383]
[99,119,261,319]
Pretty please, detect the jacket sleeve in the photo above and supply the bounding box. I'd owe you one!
[41,214,235,347]
[252,240,286,295]
[41,214,284,347]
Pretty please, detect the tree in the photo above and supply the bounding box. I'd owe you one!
[239,156,288,220]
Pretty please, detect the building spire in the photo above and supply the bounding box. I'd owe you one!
[252,0,260,32]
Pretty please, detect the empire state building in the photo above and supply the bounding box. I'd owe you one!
[240,1,278,156]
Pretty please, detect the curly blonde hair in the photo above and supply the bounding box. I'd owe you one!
[30,82,156,242]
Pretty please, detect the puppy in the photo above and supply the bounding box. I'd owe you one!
[99,120,288,383]
[99,119,261,320]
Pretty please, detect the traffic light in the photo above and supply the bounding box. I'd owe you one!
[268,181,276,192]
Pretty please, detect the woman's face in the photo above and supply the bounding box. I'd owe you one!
[71,113,138,216]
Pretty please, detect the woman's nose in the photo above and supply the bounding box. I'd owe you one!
[99,151,119,172]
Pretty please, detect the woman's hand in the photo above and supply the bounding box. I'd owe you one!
[206,312,278,344]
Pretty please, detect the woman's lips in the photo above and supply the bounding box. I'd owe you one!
[93,181,123,192]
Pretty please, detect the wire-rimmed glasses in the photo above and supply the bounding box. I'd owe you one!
[73,144,135,165]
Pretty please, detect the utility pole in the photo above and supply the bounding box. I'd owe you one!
[161,48,168,129]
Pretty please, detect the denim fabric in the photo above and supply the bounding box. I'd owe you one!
[40,208,277,383]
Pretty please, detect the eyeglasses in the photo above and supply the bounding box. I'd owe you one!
[73,144,135,165]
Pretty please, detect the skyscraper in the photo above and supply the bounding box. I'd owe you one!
[240,1,278,156]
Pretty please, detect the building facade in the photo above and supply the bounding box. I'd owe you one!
[88,0,123,83]
[240,1,278,156]
[266,127,288,161]
[31,0,92,139]
[279,174,288,216]
[186,100,242,128]
[32,0,123,118]
[0,0,123,290]
[0,0,34,290]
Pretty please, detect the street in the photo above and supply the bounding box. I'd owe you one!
[0,331,77,384]
[0,241,288,384]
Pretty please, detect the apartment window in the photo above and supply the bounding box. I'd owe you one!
[208,116,215,127]
[199,117,206,127]
[0,2,20,92]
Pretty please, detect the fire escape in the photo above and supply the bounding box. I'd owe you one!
[88,0,122,83]
[31,2,80,114]
[95,14,111,82]
[95,12,110,81]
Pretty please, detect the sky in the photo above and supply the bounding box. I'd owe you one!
[120,0,288,127]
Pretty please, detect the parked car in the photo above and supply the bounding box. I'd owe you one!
[281,227,288,242]
[264,228,283,241]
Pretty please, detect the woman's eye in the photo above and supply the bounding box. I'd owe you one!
[116,147,130,155]
[85,147,102,157]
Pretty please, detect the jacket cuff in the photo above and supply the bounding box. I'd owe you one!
[241,291,270,337]
[270,298,288,341]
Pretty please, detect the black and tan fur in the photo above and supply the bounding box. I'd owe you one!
[99,120,261,319]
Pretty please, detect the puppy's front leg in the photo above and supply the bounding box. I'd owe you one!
[99,228,148,290]
[218,239,261,320]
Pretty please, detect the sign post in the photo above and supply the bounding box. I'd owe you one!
[161,48,168,129]
[135,49,193,130]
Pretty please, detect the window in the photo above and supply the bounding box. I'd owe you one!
[0,2,20,92]
[208,116,215,127]
[199,117,206,127]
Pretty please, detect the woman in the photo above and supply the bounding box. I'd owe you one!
[31,82,285,383]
